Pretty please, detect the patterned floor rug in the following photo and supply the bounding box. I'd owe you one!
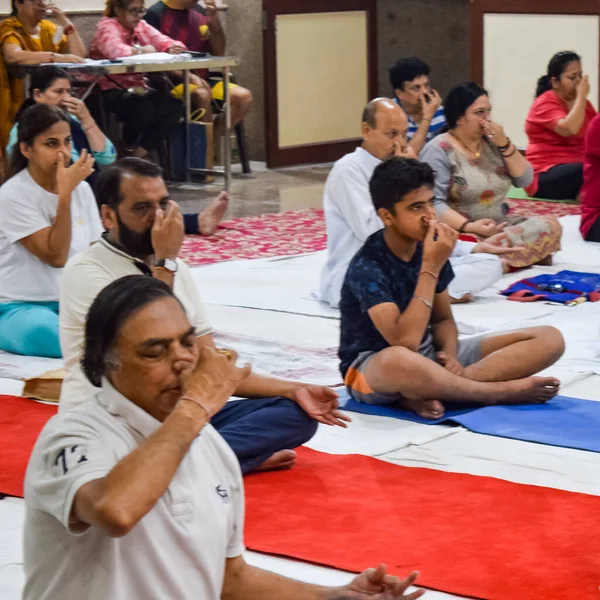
[179,201,580,267]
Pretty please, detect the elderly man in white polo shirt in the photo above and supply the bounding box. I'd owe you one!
[24,275,424,600]
[319,98,522,308]
[59,158,350,474]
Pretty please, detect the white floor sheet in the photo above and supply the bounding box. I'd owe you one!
[1,215,600,599]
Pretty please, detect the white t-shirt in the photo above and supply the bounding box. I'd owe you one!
[23,380,245,600]
[59,237,213,411]
[318,147,477,308]
[0,169,103,302]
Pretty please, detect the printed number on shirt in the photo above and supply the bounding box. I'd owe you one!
[53,445,89,476]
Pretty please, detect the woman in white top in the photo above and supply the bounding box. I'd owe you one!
[0,103,102,357]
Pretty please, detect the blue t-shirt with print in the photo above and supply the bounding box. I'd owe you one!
[338,229,454,377]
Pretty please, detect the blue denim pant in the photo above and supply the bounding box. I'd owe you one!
[212,396,318,474]
[0,301,61,358]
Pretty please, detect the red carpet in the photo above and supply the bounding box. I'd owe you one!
[179,202,580,267]
[0,395,57,498]
[245,447,600,600]
[508,198,580,219]
[179,209,327,266]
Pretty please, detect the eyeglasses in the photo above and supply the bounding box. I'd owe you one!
[127,6,146,15]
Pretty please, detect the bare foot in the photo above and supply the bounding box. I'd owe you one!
[495,376,560,405]
[399,397,445,420]
[198,191,229,236]
[450,293,474,304]
[256,449,297,472]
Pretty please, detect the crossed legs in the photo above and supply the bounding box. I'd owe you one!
[361,326,565,419]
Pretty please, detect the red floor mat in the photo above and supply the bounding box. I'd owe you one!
[245,447,600,600]
[0,395,57,498]
[4,395,598,599]
[178,202,579,267]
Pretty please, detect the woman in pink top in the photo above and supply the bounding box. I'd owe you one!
[580,113,600,241]
[89,0,185,157]
[525,51,596,200]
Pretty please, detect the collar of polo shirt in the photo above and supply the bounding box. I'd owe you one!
[98,378,162,438]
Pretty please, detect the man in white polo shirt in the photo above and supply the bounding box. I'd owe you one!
[59,158,350,474]
[24,276,424,600]
[319,98,521,308]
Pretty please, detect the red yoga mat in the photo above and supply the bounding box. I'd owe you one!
[245,447,600,600]
[0,395,57,498]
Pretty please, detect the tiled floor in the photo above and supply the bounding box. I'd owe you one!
[169,162,329,219]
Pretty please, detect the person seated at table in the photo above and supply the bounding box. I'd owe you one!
[58,157,349,473]
[580,112,600,241]
[7,65,116,188]
[389,56,445,155]
[421,82,562,269]
[319,97,519,308]
[144,0,253,143]
[24,274,424,600]
[525,51,596,201]
[340,157,564,420]
[89,0,190,160]
[0,0,85,153]
[0,104,102,358]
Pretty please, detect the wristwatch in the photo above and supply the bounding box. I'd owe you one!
[155,258,178,273]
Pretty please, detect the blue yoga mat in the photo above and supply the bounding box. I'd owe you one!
[339,391,600,453]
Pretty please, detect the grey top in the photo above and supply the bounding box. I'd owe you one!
[420,133,534,222]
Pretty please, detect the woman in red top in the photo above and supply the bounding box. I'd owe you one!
[580,113,600,241]
[525,51,596,200]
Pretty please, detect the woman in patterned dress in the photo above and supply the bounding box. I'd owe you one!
[421,82,562,269]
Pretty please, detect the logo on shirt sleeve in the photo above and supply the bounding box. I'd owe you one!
[53,445,89,476]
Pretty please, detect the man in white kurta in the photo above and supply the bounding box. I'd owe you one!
[319,98,506,308]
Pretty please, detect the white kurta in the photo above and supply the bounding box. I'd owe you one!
[318,147,503,307]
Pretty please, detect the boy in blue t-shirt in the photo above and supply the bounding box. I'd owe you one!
[339,158,565,419]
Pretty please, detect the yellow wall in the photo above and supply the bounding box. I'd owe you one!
[276,11,368,148]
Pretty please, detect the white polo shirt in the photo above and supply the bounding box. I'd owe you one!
[0,169,103,302]
[59,237,213,411]
[23,379,245,600]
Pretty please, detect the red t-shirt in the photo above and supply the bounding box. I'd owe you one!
[580,113,600,238]
[525,90,596,195]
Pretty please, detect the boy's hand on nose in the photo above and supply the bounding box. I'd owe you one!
[423,220,456,273]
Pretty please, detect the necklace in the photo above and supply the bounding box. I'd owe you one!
[449,131,481,159]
